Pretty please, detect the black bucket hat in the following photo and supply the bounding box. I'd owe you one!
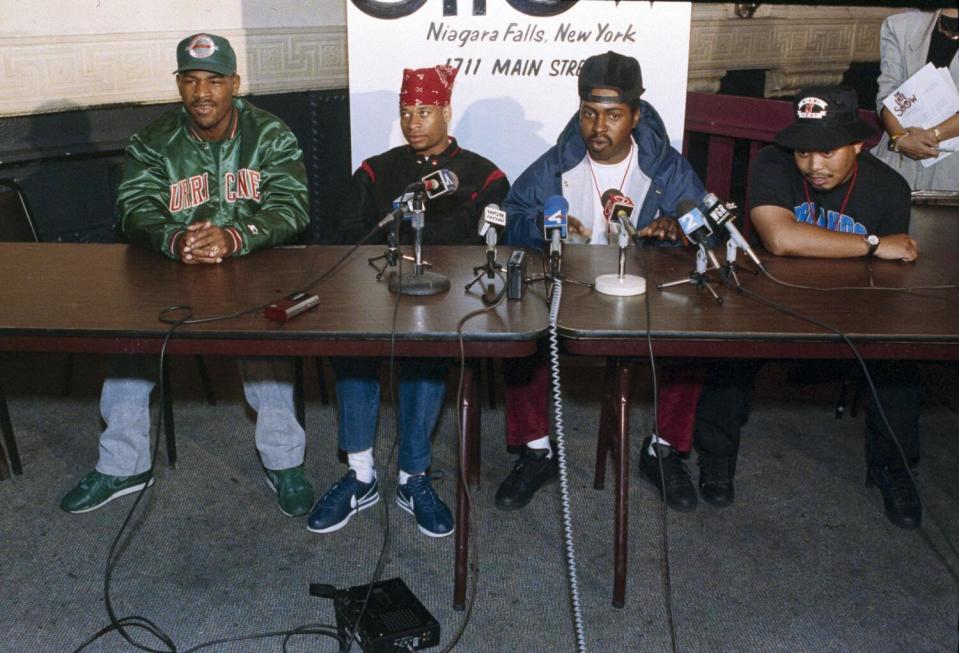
[774,86,875,151]
[578,51,644,104]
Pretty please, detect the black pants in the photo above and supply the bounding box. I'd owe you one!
[693,360,920,469]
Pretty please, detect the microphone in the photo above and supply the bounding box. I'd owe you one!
[701,193,766,272]
[406,169,459,199]
[465,203,509,297]
[479,203,507,240]
[480,203,506,262]
[543,195,569,275]
[675,199,722,270]
[376,192,414,229]
[601,189,641,245]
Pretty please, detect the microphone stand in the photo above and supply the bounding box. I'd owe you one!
[465,227,505,295]
[387,191,451,296]
[548,229,563,279]
[368,206,405,280]
[656,244,723,305]
[721,238,742,288]
[593,225,646,296]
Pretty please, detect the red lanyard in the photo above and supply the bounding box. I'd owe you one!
[802,160,858,221]
[586,142,633,223]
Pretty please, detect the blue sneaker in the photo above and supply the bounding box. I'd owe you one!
[307,470,379,534]
[395,474,454,538]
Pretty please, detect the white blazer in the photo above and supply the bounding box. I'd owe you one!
[871,10,959,191]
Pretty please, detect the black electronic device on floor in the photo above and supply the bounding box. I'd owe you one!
[313,577,439,652]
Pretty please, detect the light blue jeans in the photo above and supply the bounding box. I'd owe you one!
[330,357,448,474]
[96,356,305,476]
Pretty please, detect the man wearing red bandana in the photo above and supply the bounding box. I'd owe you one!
[309,65,509,539]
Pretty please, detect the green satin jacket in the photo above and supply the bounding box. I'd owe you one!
[117,98,309,258]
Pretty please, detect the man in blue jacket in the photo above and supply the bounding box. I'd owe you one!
[497,51,709,513]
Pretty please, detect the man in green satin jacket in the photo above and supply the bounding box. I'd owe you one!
[118,34,308,262]
[60,33,315,518]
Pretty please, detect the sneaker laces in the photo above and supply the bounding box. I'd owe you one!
[321,472,362,504]
[657,449,692,490]
[404,474,442,512]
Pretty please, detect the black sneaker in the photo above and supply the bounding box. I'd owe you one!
[866,465,922,530]
[494,445,559,511]
[698,454,736,508]
[638,436,697,512]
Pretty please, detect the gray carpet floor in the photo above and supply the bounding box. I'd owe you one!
[0,352,957,653]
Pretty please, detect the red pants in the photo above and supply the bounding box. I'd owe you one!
[503,353,703,453]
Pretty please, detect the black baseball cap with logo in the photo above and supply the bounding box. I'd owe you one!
[774,86,875,151]
[174,33,236,77]
[578,51,644,104]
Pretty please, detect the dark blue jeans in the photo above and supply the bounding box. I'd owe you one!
[330,357,449,474]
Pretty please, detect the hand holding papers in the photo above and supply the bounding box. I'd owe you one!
[882,62,959,167]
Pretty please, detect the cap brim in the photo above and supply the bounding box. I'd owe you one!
[173,64,236,76]
[774,120,875,151]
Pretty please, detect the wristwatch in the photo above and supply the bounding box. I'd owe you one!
[864,234,880,257]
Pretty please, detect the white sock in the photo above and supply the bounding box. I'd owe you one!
[398,470,416,486]
[348,449,375,484]
[647,434,673,458]
[526,435,552,459]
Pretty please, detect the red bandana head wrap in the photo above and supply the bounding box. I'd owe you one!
[399,65,458,107]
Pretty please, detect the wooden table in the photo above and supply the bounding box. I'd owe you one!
[556,205,959,607]
[0,243,550,609]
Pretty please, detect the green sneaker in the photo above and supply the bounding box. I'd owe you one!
[60,470,154,514]
[265,466,314,517]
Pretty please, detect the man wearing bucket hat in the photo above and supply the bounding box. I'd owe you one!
[692,86,923,529]
[59,33,315,518]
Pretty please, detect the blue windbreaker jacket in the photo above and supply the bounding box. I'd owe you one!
[502,100,705,249]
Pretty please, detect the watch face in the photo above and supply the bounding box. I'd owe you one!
[867,235,880,246]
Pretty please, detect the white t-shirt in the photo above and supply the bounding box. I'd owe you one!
[560,136,652,245]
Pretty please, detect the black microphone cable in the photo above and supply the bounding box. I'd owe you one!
[633,236,680,653]
[71,312,351,653]
[75,220,398,653]
[727,279,959,571]
[436,287,511,652]
[334,250,407,653]
[758,264,958,293]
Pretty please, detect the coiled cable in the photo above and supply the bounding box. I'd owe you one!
[547,278,587,653]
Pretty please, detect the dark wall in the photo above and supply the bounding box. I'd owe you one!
[0,89,351,244]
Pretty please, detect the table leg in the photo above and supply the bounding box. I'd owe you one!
[162,357,176,468]
[594,357,618,490]
[467,366,481,488]
[454,364,476,610]
[293,357,306,429]
[0,380,19,478]
[613,358,631,608]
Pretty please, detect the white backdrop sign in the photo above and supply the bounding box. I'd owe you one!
[347,0,692,182]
